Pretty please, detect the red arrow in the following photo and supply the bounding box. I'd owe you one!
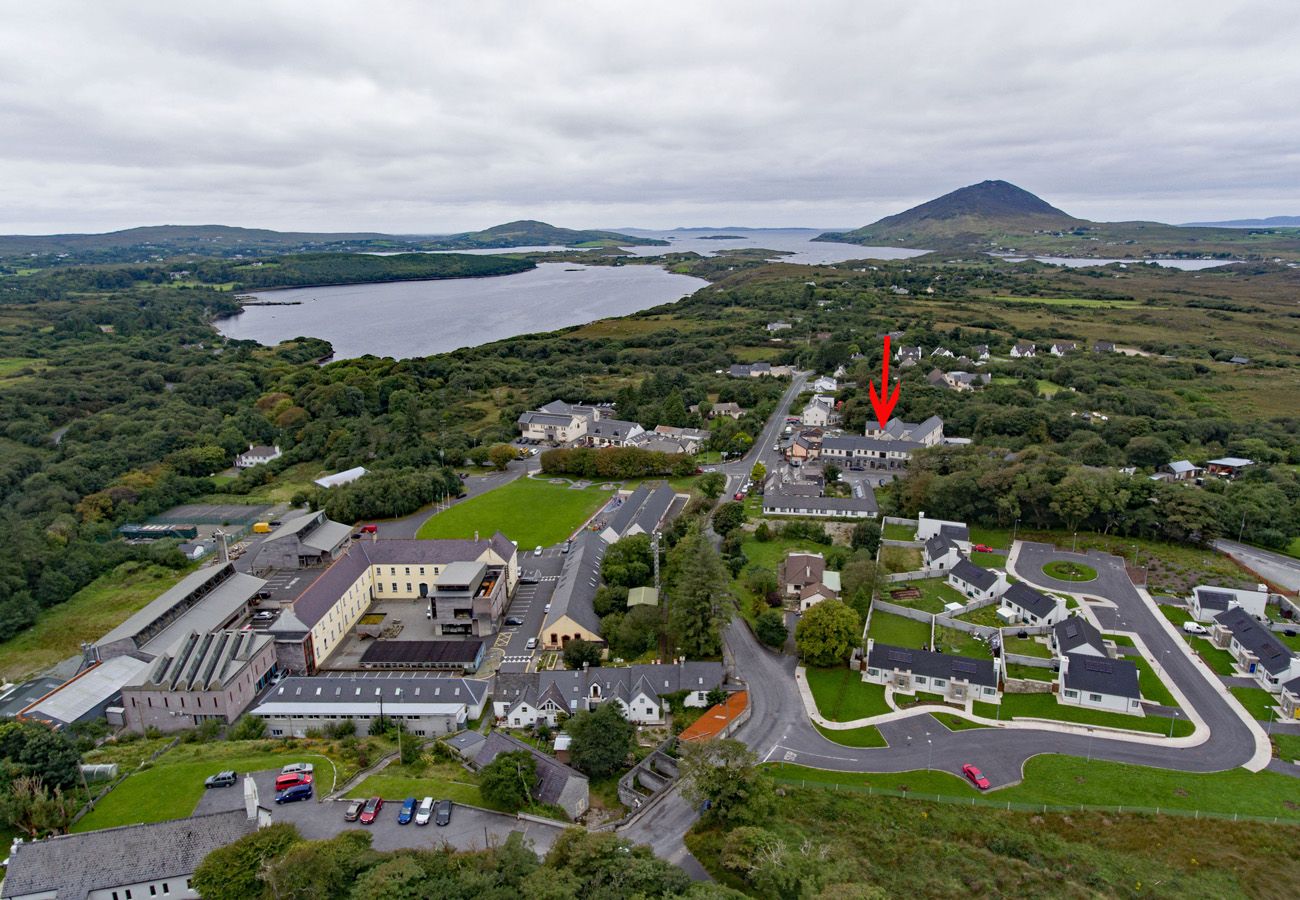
[868,335,901,429]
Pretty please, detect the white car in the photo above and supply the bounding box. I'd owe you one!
[280,762,314,775]
[1182,621,1209,635]
[526,637,538,650]
[534,546,543,557]
[415,796,435,825]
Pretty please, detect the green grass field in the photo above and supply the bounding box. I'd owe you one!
[345,764,490,810]
[814,723,888,747]
[930,712,989,731]
[933,625,993,659]
[988,296,1143,309]
[1001,634,1053,658]
[0,561,192,682]
[1130,656,1179,707]
[867,609,931,648]
[1273,733,1300,761]
[72,748,337,833]
[954,602,1004,627]
[978,693,1194,736]
[416,476,612,547]
[805,667,891,721]
[1042,560,1097,581]
[890,578,968,614]
[882,522,916,541]
[1003,663,1055,682]
[0,356,45,377]
[1229,686,1278,721]
[880,546,922,574]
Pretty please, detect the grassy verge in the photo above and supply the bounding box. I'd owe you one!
[867,609,931,648]
[1130,656,1179,707]
[0,561,192,682]
[345,759,491,810]
[1272,733,1300,761]
[814,723,887,747]
[931,712,989,731]
[1042,560,1097,581]
[805,667,891,721]
[1229,686,1278,721]
[416,476,611,547]
[982,693,1195,736]
[1187,635,1237,675]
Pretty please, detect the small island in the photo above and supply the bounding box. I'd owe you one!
[698,234,747,240]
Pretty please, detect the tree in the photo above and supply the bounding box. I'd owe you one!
[823,464,841,483]
[840,552,885,607]
[488,443,518,471]
[755,609,788,647]
[678,738,774,827]
[0,776,76,838]
[600,533,652,587]
[479,750,538,811]
[1125,435,1172,469]
[262,831,376,900]
[467,445,490,467]
[227,714,266,741]
[750,461,767,483]
[850,520,881,553]
[668,530,733,657]
[566,701,634,779]
[593,584,629,617]
[795,599,860,666]
[190,823,303,900]
[698,471,726,499]
[711,500,745,536]
[563,639,602,670]
[543,829,692,898]
[0,720,81,791]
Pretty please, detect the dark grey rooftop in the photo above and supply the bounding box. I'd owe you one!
[1214,607,1294,675]
[1052,616,1106,656]
[949,558,998,592]
[866,642,997,688]
[359,639,485,665]
[1001,583,1057,619]
[474,731,586,808]
[1062,652,1141,699]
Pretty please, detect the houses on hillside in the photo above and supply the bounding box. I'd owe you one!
[926,368,991,392]
[235,443,281,468]
[1159,460,1203,482]
[729,362,795,378]
[691,401,744,419]
[1011,341,1036,359]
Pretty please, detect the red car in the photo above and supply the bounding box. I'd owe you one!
[359,796,384,824]
[273,772,312,791]
[973,544,994,553]
[734,492,746,501]
[962,764,990,790]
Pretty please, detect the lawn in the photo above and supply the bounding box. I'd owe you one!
[1186,635,1237,675]
[967,526,1012,550]
[1003,663,1055,682]
[886,578,967,614]
[1035,379,1064,398]
[416,476,612,547]
[805,667,891,721]
[1159,604,1193,627]
[968,551,1007,570]
[1273,733,1300,761]
[882,522,916,542]
[1001,634,1053,658]
[814,723,888,747]
[1130,656,1179,707]
[766,755,1300,820]
[0,356,45,377]
[933,625,993,659]
[1275,629,1300,653]
[930,712,988,731]
[880,546,922,574]
[954,603,1004,627]
[72,747,338,833]
[867,609,931,648]
[1229,686,1278,721]
[1042,560,1097,582]
[989,296,1143,308]
[985,692,1194,736]
[1015,530,1250,596]
[0,561,193,682]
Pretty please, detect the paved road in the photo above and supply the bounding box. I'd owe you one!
[1212,539,1300,592]
[716,371,808,497]
[496,550,566,665]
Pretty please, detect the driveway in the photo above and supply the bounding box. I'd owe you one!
[197,770,565,854]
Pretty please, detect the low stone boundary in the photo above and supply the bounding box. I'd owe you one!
[1003,677,1054,694]
[1003,652,1055,669]
[884,569,930,583]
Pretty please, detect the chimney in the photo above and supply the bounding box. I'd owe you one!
[918,512,926,520]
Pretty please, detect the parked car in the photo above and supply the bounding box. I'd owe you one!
[359,524,378,534]
[280,762,314,775]
[204,770,237,789]
[274,772,312,791]
[359,796,383,824]
[255,590,272,600]
[734,492,745,501]
[415,796,435,825]
[534,545,543,557]
[397,797,417,825]
[961,764,991,790]
[973,544,994,553]
[504,616,524,626]
[252,610,277,622]
[1183,621,1209,635]
[343,800,364,822]
[526,637,538,650]
[435,799,453,826]
[275,783,313,804]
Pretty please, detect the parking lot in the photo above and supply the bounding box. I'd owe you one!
[194,770,565,854]
[494,552,565,667]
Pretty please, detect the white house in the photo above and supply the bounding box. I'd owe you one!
[799,573,841,613]
[999,582,1068,627]
[493,662,724,727]
[766,321,793,332]
[915,516,971,552]
[810,375,838,393]
[1058,653,1143,715]
[1280,677,1300,722]
[972,344,990,361]
[930,346,954,358]
[864,640,1001,705]
[1049,341,1079,356]
[947,559,1007,603]
[586,418,646,448]
[801,398,833,427]
[234,443,281,468]
[1211,607,1300,692]
[923,534,962,572]
[1188,584,1269,623]
[1050,616,1108,658]
[1011,341,1037,359]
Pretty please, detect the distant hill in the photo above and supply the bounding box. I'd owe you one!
[432,220,665,249]
[1181,216,1300,228]
[817,180,1300,261]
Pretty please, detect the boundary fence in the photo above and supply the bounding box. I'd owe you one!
[769,775,1300,825]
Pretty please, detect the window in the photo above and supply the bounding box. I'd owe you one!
[406,583,412,592]
[163,885,170,895]
[151,886,158,896]
[377,583,383,593]
[933,678,946,687]
[392,583,398,593]
[1089,693,1102,703]
[915,676,927,685]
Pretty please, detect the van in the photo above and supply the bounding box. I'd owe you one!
[275,782,312,804]
[1183,621,1209,635]
[252,522,272,534]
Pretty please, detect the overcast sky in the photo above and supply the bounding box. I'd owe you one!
[2,1,1296,233]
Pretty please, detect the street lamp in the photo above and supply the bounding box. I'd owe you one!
[1168,708,1177,738]
[927,738,933,772]
[1012,518,1020,545]
[1072,531,1078,554]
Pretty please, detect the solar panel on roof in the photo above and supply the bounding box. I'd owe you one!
[1082,658,1113,673]
[951,660,977,674]
[886,649,912,664]
[1064,624,1079,638]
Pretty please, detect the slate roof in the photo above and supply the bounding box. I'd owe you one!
[1214,607,1295,675]
[1093,341,1116,352]
[494,662,726,713]
[949,558,998,591]
[1062,652,1141,699]
[820,435,925,455]
[588,418,643,441]
[1164,460,1200,475]
[762,487,878,515]
[22,656,153,727]
[255,673,489,711]
[97,563,266,654]
[473,732,587,809]
[542,530,606,635]
[359,639,484,666]
[519,411,577,427]
[1052,616,1106,656]
[1001,583,1058,619]
[133,630,272,692]
[938,523,970,542]
[867,642,997,688]
[924,535,960,567]
[0,808,256,900]
[1193,587,1235,612]
[1207,457,1254,468]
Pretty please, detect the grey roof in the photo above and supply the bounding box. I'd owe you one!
[255,673,489,709]
[938,523,970,542]
[1001,583,1057,619]
[604,485,650,537]
[1052,616,1106,656]
[445,729,487,757]
[474,731,587,808]
[301,520,353,554]
[1093,341,1115,351]
[22,656,153,726]
[820,434,925,455]
[0,677,65,719]
[133,630,272,692]
[495,662,726,713]
[949,558,998,592]
[543,530,606,635]
[262,509,325,542]
[0,808,257,899]
[1062,652,1140,699]
[1193,588,1234,612]
[631,484,677,536]
[867,642,997,688]
[359,639,484,665]
[518,411,577,427]
[1207,457,1254,468]
[924,534,958,563]
[762,487,878,515]
[239,444,279,458]
[1214,607,1294,675]
[588,418,643,440]
[97,563,267,653]
[1165,460,1200,474]
[1284,676,1300,696]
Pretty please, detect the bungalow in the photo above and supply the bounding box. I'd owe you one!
[647,425,709,453]
[1049,341,1079,356]
[923,533,962,572]
[1205,457,1254,479]
[1050,615,1108,658]
[895,346,923,364]
[810,375,838,393]
[781,552,825,596]
[250,674,490,738]
[762,481,878,519]
[493,661,725,727]
[705,401,745,419]
[729,362,795,378]
[864,640,1001,705]
[234,443,281,468]
[472,732,589,820]
[930,346,955,358]
[1092,341,1116,353]
[865,415,944,447]
[586,418,645,448]
[799,580,840,612]
[1211,607,1300,692]
[1010,341,1037,359]
[927,368,990,392]
[766,321,793,332]
[1160,460,1203,482]
[801,398,834,427]
[1058,653,1143,714]
[1188,584,1269,623]
[999,582,1067,627]
[972,344,991,361]
[915,517,971,553]
[1280,677,1300,721]
[947,559,1008,603]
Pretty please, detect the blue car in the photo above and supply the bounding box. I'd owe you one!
[397,797,416,825]
[275,783,312,804]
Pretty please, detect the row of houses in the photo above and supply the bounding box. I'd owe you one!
[761,472,878,520]
[517,400,710,454]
